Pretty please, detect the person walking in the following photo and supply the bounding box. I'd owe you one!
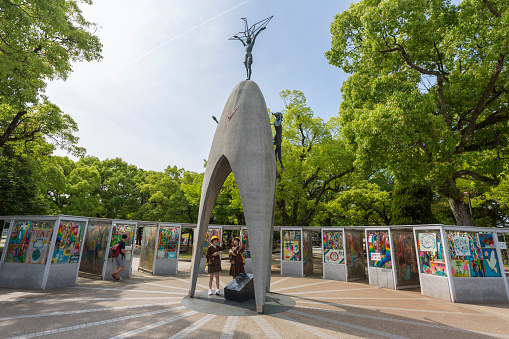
[229,237,245,278]
[112,234,131,281]
[206,235,225,295]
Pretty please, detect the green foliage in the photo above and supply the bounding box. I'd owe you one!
[41,156,200,223]
[0,101,84,156]
[0,0,102,109]
[0,149,47,215]
[391,183,437,225]
[273,90,355,226]
[318,181,392,226]
[0,0,102,149]
[326,0,509,225]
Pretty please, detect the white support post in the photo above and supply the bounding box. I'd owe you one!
[365,229,371,268]
[280,229,283,276]
[176,225,182,273]
[493,231,509,301]
[300,228,304,277]
[412,227,423,293]
[440,227,455,302]
[152,223,161,275]
[388,228,398,289]
[102,221,114,280]
[342,228,348,282]
[75,219,89,284]
[42,216,61,289]
[0,217,15,270]
[130,223,138,276]
[320,228,324,279]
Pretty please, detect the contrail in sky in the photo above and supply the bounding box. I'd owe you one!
[115,0,251,71]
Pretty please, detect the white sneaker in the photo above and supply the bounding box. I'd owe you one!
[208,289,213,295]
[215,289,220,295]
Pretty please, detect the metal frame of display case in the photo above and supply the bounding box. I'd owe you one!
[0,215,88,289]
[280,227,314,277]
[137,221,158,274]
[413,225,509,303]
[0,216,15,271]
[153,223,182,275]
[102,219,138,281]
[366,225,436,290]
[280,227,303,277]
[365,226,397,289]
[321,227,347,281]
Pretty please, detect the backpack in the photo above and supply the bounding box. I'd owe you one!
[111,243,121,258]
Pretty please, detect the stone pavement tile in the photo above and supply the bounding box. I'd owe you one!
[294,295,483,313]
[292,304,507,339]
[2,270,509,338]
[271,276,338,291]
[232,315,264,339]
[60,310,207,339]
[275,309,367,338]
[284,307,405,338]
[1,303,184,338]
[0,298,182,320]
[458,302,509,321]
[265,311,361,339]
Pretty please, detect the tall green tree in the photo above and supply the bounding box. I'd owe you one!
[274,90,355,226]
[327,0,508,225]
[391,183,437,225]
[0,0,102,148]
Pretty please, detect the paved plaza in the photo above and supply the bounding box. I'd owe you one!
[1,257,509,339]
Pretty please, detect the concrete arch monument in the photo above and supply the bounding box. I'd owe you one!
[188,80,276,313]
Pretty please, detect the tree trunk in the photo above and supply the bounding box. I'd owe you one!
[448,197,475,226]
[0,110,27,147]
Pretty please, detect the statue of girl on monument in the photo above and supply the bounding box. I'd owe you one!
[229,16,273,80]
[273,112,284,170]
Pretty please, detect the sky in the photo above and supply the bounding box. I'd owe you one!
[46,0,357,173]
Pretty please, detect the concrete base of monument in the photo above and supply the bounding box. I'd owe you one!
[182,291,295,316]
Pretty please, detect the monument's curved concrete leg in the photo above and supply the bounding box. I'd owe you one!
[188,80,276,313]
[188,155,232,298]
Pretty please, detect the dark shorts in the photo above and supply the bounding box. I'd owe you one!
[115,255,125,267]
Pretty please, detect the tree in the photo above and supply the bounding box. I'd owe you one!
[274,90,354,226]
[0,148,47,215]
[391,183,437,225]
[317,181,392,226]
[0,0,102,148]
[181,171,243,225]
[326,0,508,225]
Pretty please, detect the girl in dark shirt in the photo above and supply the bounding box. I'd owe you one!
[206,236,225,295]
[229,237,245,278]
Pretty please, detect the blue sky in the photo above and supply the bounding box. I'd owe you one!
[46,0,357,173]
